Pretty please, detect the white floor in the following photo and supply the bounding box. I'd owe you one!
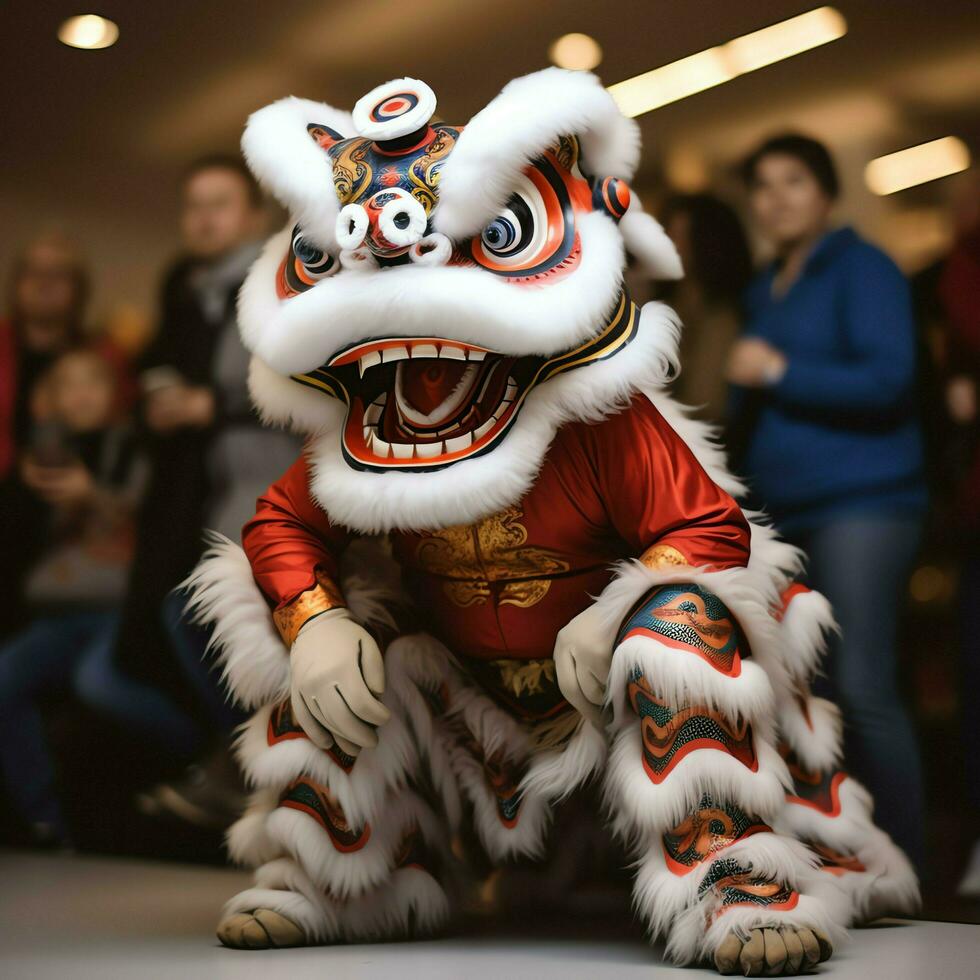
[1,851,977,979]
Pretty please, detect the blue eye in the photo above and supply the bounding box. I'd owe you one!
[482,218,516,251]
[478,194,535,259]
[292,229,335,276]
[294,236,322,265]
[284,226,338,294]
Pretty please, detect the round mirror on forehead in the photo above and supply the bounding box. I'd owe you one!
[352,78,437,143]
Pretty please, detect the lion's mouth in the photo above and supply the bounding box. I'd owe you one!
[290,292,639,472]
[328,338,532,469]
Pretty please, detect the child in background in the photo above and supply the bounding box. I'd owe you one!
[0,347,199,846]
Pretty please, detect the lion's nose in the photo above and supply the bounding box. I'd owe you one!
[335,190,428,258]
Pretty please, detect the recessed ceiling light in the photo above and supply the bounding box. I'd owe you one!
[58,14,119,50]
[549,33,603,72]
[865,137,971,196]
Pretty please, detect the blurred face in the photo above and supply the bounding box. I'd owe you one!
[15,241,84,346]
[180,167,261,260]
[748,153,832,248]
[49,352,115,432]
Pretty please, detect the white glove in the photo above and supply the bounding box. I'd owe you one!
[553,602,614,731]
[290,609,391,756]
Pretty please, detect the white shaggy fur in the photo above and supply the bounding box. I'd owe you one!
[521,719,607,801]
[604,721,790,844]
[434,68,640,242]
[241,97,353,251]
[248,354,338,434]
[182,534,403,709]
[224,857,450,943]
[632,829,838,964]
[619,200,684,281]
[234,701,416,829]
[776,692,843,775]
[264,789,428,900]
[182,535,290,709]
[239,213,627,374]
[607,635,775,727]
[775,776,920,921]
[779,587,838,686]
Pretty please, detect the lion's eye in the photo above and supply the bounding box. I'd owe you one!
[292,231,335,277]
[480,199,531,255]
[277,226,339,298]
[468,161,576,279]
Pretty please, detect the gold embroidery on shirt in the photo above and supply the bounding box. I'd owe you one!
[494,658,557,698]
[414,504,570,609]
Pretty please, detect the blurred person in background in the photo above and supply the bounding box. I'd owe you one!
[727,134,927,870]
[938,172,980,896]
[659,194,754,424]
[115,154,300,829]
[0,234,90,639]
[0,347,199,847]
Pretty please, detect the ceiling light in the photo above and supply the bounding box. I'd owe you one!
[725,7,846,74]
[58,14,119,50]
[865,137,971,196]
[608,7,846,117]
[549,33,603,72]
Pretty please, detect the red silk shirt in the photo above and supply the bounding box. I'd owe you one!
[243,395,750,661]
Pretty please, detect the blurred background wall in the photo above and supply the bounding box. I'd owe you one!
[3,0,979,333]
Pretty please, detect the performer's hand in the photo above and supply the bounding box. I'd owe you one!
[554,602,613,732]
[726,337,787,388]
[289,610,391,756]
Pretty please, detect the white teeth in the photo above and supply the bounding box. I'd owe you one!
[466,349,486,361]
[439,345,465,360]
[415,440,444,459]
[474,417,496,441]
[372,435,392,458]
[445,431,474,453]
[410,343,438,359]
[358,350,381,376]
[363,427,374,444]
[505,378,518,399]
[391,442,413,459]
[365,403,383,425]
[381,346,410,363]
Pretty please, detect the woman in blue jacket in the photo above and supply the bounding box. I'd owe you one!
[728,134,926,870]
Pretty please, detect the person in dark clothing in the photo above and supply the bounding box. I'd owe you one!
[0,346,193,846]
[116,155,299,827]
[727,134,927,871]
[659,194,754,423]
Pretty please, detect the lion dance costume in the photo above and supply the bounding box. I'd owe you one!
[187,70,919,974]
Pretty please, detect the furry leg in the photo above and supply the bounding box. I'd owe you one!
[600,579,840,972]
[772,586,920,925]
[186,537,452,947]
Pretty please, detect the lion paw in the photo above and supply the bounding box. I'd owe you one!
[216,908,307,949]
[713,926,832,975]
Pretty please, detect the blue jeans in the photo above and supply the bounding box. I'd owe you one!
[0,610,202,839]
[787,515,926,872]
[162,591,247,736]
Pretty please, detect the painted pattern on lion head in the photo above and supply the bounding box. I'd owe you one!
[239,69,682,532]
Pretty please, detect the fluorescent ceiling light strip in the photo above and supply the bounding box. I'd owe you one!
[608,7,846,117]
[865,137,971,195]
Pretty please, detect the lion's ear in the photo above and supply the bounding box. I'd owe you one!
[241,97,353,249]
[433,67,639,242]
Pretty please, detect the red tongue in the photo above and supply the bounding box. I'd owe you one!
[399,358,470,416]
